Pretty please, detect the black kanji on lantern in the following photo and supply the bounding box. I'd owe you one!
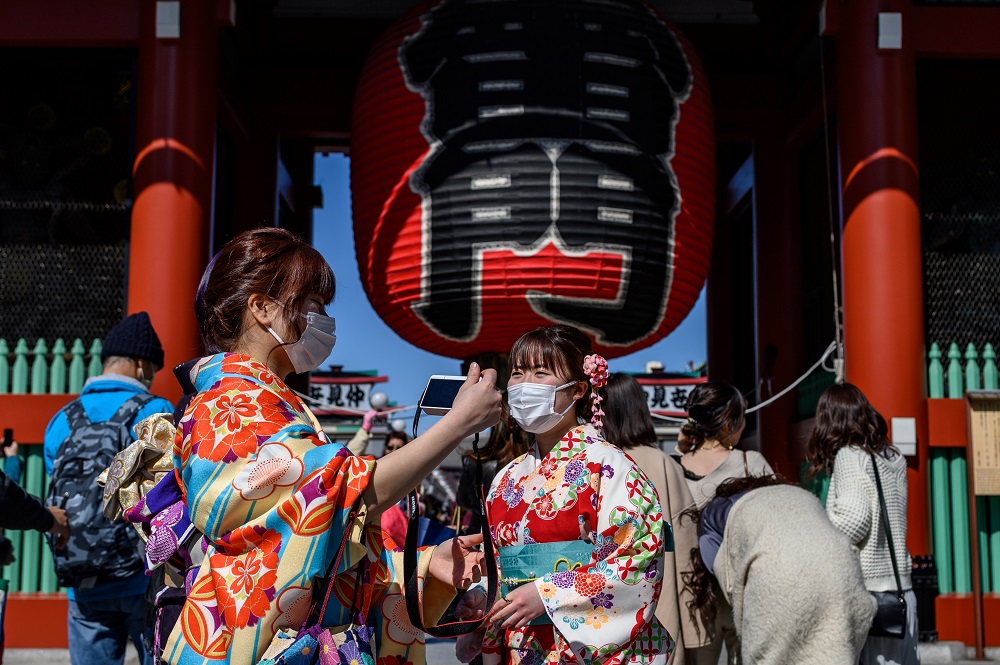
[400,0,692,345]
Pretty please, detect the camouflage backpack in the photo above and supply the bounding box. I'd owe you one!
[47,393,152,589]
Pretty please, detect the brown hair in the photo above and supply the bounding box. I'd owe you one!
[386,431,409,448]
[805,382,891,479]
[508,324,592,421]
[196,228,335,353]
[680,473,791,635]
[677,381,746,453]
[603,372,658,449]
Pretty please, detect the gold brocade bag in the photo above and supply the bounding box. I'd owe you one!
[97,413,175,538]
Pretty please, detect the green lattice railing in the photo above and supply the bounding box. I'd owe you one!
[1,337,103,593]
[927,342,1000,595]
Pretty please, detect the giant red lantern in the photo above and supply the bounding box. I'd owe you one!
[351,0,714,359]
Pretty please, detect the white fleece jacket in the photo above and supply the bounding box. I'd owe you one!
[826,445,913,592]
[715,485,875,664]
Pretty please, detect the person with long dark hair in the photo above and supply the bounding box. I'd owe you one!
[602,373,707,664]
[806,382,920,665]
[682,475,875,664]
[671,381,772,664]
[160,228,501,665]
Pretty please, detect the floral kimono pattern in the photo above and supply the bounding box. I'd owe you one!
[162,354,453,665]
[482,424,673,665]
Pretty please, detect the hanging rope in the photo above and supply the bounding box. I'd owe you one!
[747,340,837,413]
[649,340,838,422]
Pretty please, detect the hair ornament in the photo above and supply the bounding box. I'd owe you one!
[583,354,609,429]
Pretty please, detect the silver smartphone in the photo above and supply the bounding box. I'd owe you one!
[418,375,466,416]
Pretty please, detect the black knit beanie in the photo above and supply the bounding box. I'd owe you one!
[101,311,165,367]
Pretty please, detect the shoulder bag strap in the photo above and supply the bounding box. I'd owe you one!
[403,433,499,637]
[51,400,91,475]
[742,449,749,477]
[308,510,359,627]
[62,399,91,429]
[869,452,904,597]
[108,393,156,428]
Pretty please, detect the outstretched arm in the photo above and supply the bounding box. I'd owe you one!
[362,364,501,515]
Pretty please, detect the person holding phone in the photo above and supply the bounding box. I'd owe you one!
[456,324,672,664]
[162,228,501,665]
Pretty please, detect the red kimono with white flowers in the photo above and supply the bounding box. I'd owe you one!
[482,424,673,664]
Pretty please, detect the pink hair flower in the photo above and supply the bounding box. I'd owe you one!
[584,354,609,389]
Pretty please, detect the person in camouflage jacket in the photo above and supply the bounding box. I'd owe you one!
[43,312,173,665]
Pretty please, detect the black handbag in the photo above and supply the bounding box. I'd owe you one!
[868,451,907,638]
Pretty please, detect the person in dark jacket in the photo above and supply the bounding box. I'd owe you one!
[1,440,70,556]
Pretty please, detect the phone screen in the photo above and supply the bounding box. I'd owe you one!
[2,428,11,448]
[419,376,465,414]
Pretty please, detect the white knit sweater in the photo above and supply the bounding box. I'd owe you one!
[826,446,913,592]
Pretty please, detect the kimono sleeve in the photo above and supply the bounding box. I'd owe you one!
[175,373,374,541]
[534,455,669,662]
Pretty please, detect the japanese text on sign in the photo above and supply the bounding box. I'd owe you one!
[309,383,373,411]
[967,392,1000,495]
[641,381,704,415]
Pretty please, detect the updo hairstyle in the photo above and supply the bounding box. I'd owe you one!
[677,381,746,453]
[195,228,335,354]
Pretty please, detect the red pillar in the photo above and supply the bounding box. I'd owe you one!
[838,0,929,555]
[131,0,217,403]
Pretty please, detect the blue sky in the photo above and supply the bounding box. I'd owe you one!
[311,153,706,412]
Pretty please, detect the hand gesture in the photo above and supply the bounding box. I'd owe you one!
[483,582,546,632]
[4,441,18,458]
[427,532,485,589]
[455,586,487,620]
[47,505,70,548]
[455,587,488,662]
[448,363,501,436]
[362,409,379,432]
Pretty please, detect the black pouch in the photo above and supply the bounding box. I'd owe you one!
[869,590,906,638]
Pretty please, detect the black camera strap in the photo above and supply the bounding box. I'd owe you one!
[402,432,499,637]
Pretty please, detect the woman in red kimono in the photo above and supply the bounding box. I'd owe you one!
[458,325,672,665]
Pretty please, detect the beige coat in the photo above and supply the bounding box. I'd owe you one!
[624,446,710,663]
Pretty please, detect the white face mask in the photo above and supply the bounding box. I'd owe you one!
[267,311,337,374]
[507,381,577,433]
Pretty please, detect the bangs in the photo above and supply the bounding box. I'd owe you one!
[509,329,574,379]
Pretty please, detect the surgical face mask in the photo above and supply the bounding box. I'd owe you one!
[506,381,577,433]
[267,310,337,374]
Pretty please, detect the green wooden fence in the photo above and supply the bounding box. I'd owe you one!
[928,342,1000,595]
[1,337,102,593]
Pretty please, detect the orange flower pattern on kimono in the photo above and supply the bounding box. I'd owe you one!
[162,353,456,665]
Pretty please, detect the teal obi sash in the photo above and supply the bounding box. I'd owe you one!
[498,540,594,626]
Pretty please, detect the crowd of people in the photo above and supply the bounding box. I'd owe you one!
[0,226,919,665]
